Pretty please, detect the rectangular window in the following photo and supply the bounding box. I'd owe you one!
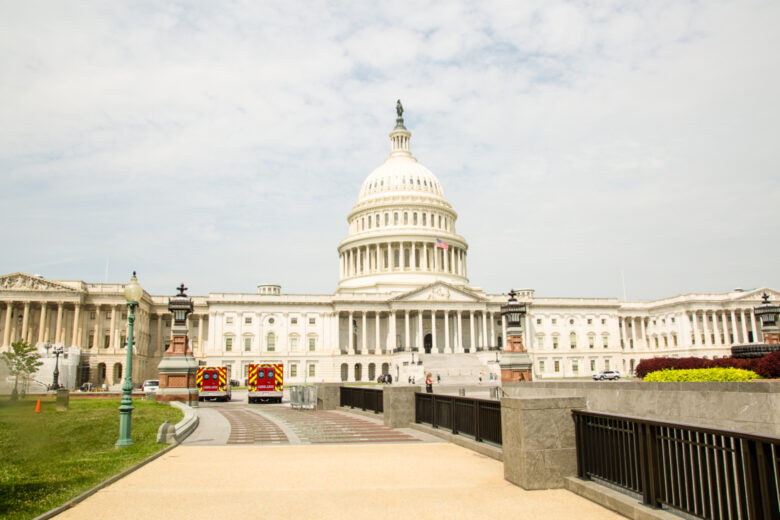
[603,336,609,348]
[552,319,557,325]
[572,360,579,373]
[88,334,94,348]
[554,360,560,373]
[536,318,542,325]
[104,335,110,348]
[245,316,252,325]
[120,335,126,348]
[537,337,543,349]
[243,362,250,379]
[309,317,316,325]
[290,337,298,351]
[589,337,594,349]
[291,317,298,325]
[539,360,545,373]
[225,337,233,352]
[654,337,659,348]
[309,337,316,351]
[290,364,298,377]
[308,364,316,377]
[90,311,96,319]
[226,316,233,324]
[244,337,251,351]
[587,318,592,325]
[605,360,611,370]
[601,319,606,325]
[590,360,596,371]
[664,336,668,347]
[553,337,558,349]
[121,312,127,319]
[105,312,111,319]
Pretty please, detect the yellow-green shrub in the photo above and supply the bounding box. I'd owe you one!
[644,367,759,382]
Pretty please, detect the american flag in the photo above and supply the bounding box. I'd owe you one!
[435,238,449,251]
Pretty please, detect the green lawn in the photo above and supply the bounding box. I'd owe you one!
[0,396,183,520]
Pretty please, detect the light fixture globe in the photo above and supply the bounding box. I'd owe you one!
[124,271,143,304]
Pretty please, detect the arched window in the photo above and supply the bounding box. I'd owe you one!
[394,213,399,225]
[570,332,577,349]
[289,335,299,351]
[438,215,442,228]
[403,212,408,225]
[267,332,276,352]
[376,214,380,227]
[422,213,427,226]
[413,213,418,225]
[431,213,435,227]
[384,213,389,226]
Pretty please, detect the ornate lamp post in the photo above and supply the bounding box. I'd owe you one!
[116,271,143,448]
[157,283,199,404]
[51,345,64,390]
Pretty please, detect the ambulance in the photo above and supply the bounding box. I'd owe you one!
[196,366,232,402]
[247,363,283,403]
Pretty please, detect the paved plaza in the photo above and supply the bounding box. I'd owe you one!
[50,401,623,519]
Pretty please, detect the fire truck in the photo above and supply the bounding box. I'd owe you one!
[196,366,232,402]
[247,363,283,403]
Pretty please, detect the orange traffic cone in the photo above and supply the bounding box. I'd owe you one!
[35,399,41,413]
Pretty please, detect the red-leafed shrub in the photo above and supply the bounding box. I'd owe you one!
[755,351,780,379]
[635,356,763,379]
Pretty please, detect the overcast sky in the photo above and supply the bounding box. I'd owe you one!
[1,1,778,300]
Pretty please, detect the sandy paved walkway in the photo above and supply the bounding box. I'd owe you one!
[53,443,621,520]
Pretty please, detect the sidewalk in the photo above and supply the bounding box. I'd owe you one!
[52,443,622,520]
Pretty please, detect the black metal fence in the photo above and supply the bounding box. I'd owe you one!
[415,393,502,445]
[573,410,780,519]
[340,387,383,414]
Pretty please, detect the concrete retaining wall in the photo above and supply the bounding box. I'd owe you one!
[503,381,780,436]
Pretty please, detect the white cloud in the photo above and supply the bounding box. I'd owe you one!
[0,0,778,298]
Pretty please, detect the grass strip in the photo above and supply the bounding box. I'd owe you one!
[0,396,182,520]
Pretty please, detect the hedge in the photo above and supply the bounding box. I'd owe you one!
[756,351,780,379]
[635,356,760,379]
[644,368,759,382]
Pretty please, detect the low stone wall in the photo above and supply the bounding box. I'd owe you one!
[157,401,199,444]
[502,381,780,436]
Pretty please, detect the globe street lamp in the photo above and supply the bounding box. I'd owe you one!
[116,271,143,448]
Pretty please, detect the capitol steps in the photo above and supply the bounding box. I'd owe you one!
[418,353,496,384]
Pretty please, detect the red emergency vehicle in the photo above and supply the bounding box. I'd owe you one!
[196,366,232,402]
[247,363,283,403]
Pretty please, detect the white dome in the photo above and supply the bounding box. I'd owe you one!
[358,156,446,204]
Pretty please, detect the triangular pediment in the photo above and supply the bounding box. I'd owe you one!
[0,272,79,293]
[391,282,487,303]
[733,287,780,302]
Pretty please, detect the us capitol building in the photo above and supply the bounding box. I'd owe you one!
[0,103,775,390]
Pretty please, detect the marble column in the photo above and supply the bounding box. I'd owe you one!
[490,312,496,347]
[108,306,117,349]
[639,318,646,348]
[197,315,204,353]
[482,311,488,349]
[3,302,13,347]
[502,315,507,349]
[361,312,368,355]
[156,314,163,353]
[348,311,354,354]
[431,310,437,353]
[630,317,637,348]
[418,311,423,349]
[375,313,380,354]
[71,303,81,346]
[469,311,475,351]
[21,302,31,343]
[720,311,729,345]
[444,311,450,353]
[54,302,64,344]
[691,312,700,345]
[740,310,749,344]
[457,311,464,353]
[750,310,759,343]
[404,311,410,350]
[38,303,48,344]
[389,310,396,350]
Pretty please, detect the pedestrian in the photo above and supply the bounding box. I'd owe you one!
[425,372,433,393]
[436,374,441,384]
[479,372,483,384]
[408,376,412,384]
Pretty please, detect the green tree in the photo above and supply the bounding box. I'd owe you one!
[1,340,43,400]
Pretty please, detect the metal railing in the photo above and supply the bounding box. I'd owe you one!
[415,393,502,446]
[340,387,383,414]
[573,410,780,519]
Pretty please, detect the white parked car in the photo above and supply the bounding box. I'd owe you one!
[142,379,160,392]
[592,370,621,381]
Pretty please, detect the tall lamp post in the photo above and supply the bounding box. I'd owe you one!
[117,271,143,448]
[52,345,64,390]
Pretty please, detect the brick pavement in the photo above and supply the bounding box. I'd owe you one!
[215,407,288,444]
